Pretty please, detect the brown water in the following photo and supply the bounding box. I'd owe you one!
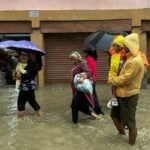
[0,84,150,150]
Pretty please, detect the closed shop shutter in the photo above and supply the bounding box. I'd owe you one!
[44,33,110,84]
[147,33,150,82]
[97,51,110,83]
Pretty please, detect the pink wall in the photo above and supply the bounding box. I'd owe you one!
[0,0,149,10]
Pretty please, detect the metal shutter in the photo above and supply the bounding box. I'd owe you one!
[44,33,109,84]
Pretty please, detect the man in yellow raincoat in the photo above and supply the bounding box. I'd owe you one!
[108,33,144,145]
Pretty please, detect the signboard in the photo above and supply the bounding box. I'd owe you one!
[29,10,39,17]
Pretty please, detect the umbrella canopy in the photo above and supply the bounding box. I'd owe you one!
[0,40,45,56]
[0,40,17,49]
[85,30,127,52]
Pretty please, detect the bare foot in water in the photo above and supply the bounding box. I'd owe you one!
[18,111,25,118]
[35,110,43,117]
[91,112,101,120]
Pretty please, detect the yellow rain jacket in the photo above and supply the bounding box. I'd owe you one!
[108,52,120,80]
[108,35,125,80]
[108,33,144,97]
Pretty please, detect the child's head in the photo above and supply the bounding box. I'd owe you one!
[112,35,125,53]
[80,72,86,76]
[19,52,28,63]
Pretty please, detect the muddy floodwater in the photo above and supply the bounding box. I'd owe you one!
[0,84,150,150]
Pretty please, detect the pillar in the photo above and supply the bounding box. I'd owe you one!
[31,28,45,87]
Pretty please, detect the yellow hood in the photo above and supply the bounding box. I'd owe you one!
[113,35,124,48]
[123,33,140,56]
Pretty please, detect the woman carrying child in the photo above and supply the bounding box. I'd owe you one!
[69,51,101,124]
[16,52,43,118]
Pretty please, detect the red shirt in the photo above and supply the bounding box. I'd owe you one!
[86,56,97,82]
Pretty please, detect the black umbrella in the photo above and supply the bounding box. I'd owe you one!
[85,30,127,51]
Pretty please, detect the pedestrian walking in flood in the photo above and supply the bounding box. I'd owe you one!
[69,51,101,124]
[16,52,43,118]
[108,33,144,145]
[82,47,104,115]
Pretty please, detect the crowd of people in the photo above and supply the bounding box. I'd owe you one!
[0,33,149,145]
[69,33,146,145]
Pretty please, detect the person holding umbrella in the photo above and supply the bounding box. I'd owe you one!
[82,47,104,115]
[16,52,43,118]
[0,40,45,117]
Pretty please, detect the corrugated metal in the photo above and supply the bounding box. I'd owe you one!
[147,33,150,82]
[97,51,110,82]
[44,33,110,84]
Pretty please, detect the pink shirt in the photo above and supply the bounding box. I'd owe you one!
[86,56,97,82]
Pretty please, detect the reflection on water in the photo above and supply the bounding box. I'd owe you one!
[0,85,150,150]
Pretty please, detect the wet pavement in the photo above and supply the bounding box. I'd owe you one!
[0,84,150,150]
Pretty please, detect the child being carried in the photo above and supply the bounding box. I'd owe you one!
[74,72,93,95]
[15,52,28,93]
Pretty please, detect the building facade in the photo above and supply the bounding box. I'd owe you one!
[0,1,150,86]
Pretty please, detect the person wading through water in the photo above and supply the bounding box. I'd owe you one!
[108,33,144,145]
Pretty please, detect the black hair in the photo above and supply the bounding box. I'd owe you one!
[36,54,43,71]
[27,53,43,71]
[82,47,98,60]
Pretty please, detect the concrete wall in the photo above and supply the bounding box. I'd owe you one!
[0,0,149,10]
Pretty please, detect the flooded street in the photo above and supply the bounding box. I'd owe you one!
[0,84,150,150]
